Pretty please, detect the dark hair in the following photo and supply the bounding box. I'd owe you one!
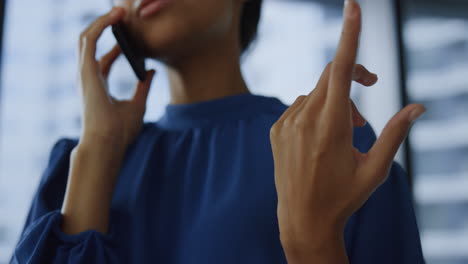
[240,0,263,54]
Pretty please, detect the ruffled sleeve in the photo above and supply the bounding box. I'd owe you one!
[10,138,121,264]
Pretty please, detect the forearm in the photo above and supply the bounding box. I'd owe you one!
[60,137,126,235]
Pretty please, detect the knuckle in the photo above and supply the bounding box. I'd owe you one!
[297,95,307,104]
[79,32,93,49]
[78,31,87,47]
[292,95,306,106]
[84,34,95,45]
[270,122,281,134]
[94,13,109,24]
[292,116,309,132]
[269,127,277,139]
[79,29,87,41]
[292,118,303,129]
[282,118,294,129]
[95,11,115,27]
[270,123,283,140]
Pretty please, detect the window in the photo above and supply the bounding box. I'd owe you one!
[402,0,468,263]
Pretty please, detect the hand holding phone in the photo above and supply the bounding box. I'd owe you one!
[61,7,155,236]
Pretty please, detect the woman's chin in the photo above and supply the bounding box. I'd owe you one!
[140,33,200,64]
[140,38,178,61]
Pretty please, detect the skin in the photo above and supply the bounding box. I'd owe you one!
[114,0,251,104]
[269,0,426,263]
[59,1,419,263]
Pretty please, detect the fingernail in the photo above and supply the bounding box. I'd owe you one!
[408,107,426,123]
[344,0,356,19]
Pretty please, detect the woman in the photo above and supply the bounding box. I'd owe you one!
[11,0,425,263]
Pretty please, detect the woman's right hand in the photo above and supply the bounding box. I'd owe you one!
[78,6,155,152]
[61,7,155,235]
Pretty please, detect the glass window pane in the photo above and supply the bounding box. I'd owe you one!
[403,1,468,263]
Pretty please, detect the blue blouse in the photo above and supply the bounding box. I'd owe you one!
[11,92,425,263]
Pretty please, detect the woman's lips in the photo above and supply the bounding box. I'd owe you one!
[138,0,172,18]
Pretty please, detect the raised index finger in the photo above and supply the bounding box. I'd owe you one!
[328,0,362,103]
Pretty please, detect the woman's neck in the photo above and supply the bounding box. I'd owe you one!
[165,35,250,105]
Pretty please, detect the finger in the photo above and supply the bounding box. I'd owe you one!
[364,104,426,180]
[353,64,378,87]
[305,62,375,106]
[99,44,122,79]
[311,62,333,96]
[300,62,333,115]
[301,62,370,122]
[328,0,362,103]
[350,64,376,127]
[80,7,126,67]
[132,70,156,107]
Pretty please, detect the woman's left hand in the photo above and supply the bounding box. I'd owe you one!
[269,0,426,263]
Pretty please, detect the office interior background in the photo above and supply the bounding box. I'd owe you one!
[0,0,467,263]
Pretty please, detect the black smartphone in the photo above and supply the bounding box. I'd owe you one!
[111,21,147,81]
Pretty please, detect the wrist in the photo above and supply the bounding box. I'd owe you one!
[70,140,126,185]
[280,221,347,264]
[77,134,127,158]
[62,138,126,235]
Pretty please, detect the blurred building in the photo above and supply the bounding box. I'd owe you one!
[403,1,468,263]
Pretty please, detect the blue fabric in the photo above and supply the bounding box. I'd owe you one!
[11,92,425,263]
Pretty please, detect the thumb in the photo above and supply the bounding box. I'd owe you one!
[364,104,426,182]
[132,69,156,106]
